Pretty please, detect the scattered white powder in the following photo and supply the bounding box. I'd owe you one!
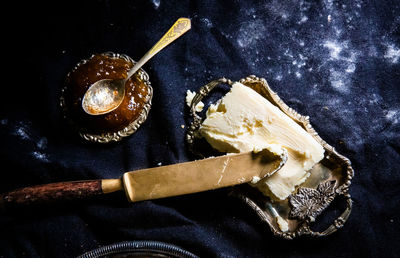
[334,27,342,37]
[384,44,400,64]
[283,48,294,58]
[330,79,345,92]
[323,40,343,60]
[37,137,48,149]
[201,18,213,28]
[236,19,267,48]
[326,97,342,107]
[14,124,30,140]
[368,45,378,57]
[244,7,256,16]
[298,53,307,61]
[274,74,283,81]
[151,0,160,9]
[324,0,334,10]
[9,121,52,162]
[386,109,400,124]
[329,69,349,93]
[322,39,358,93]
[298,16,308,24]
[221,31,233,39]
[369,93,381,105]
[319,0,361,95]
[32,151,49,162]
[345,63,356,73]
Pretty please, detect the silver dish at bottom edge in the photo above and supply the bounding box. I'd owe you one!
[78,241,198,258]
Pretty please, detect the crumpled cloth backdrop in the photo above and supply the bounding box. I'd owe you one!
[1,0,399,257]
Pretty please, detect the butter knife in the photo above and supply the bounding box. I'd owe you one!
[0,149,286,209]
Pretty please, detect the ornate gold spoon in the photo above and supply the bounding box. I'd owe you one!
[82,18,191,115]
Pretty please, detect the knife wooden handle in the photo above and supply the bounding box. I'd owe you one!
[0,179,122,210]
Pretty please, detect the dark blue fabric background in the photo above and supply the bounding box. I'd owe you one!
[1,0,399,257]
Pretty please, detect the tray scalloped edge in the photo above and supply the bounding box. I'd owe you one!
[186,75,354,239]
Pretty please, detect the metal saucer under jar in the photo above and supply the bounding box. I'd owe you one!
[60,52,153,143]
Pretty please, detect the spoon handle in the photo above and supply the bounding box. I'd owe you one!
[127,17,191,78]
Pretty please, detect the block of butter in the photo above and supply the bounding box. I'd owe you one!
[200,82,324,200]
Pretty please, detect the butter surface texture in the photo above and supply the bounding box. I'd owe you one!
[200,82,324,200]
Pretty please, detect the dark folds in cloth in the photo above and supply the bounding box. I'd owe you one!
[1,0,399,257]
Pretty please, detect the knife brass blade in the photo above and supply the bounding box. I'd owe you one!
[122,149,287,202]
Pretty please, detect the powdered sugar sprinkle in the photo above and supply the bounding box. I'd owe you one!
[384,43,400,64]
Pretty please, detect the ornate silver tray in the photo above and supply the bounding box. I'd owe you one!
[186,75,354,239]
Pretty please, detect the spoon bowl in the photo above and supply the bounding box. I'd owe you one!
[82,18,191,115]
[82,78,126,115]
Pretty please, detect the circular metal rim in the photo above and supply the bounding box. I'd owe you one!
[60,51,153,143]
[78,240,199,258]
